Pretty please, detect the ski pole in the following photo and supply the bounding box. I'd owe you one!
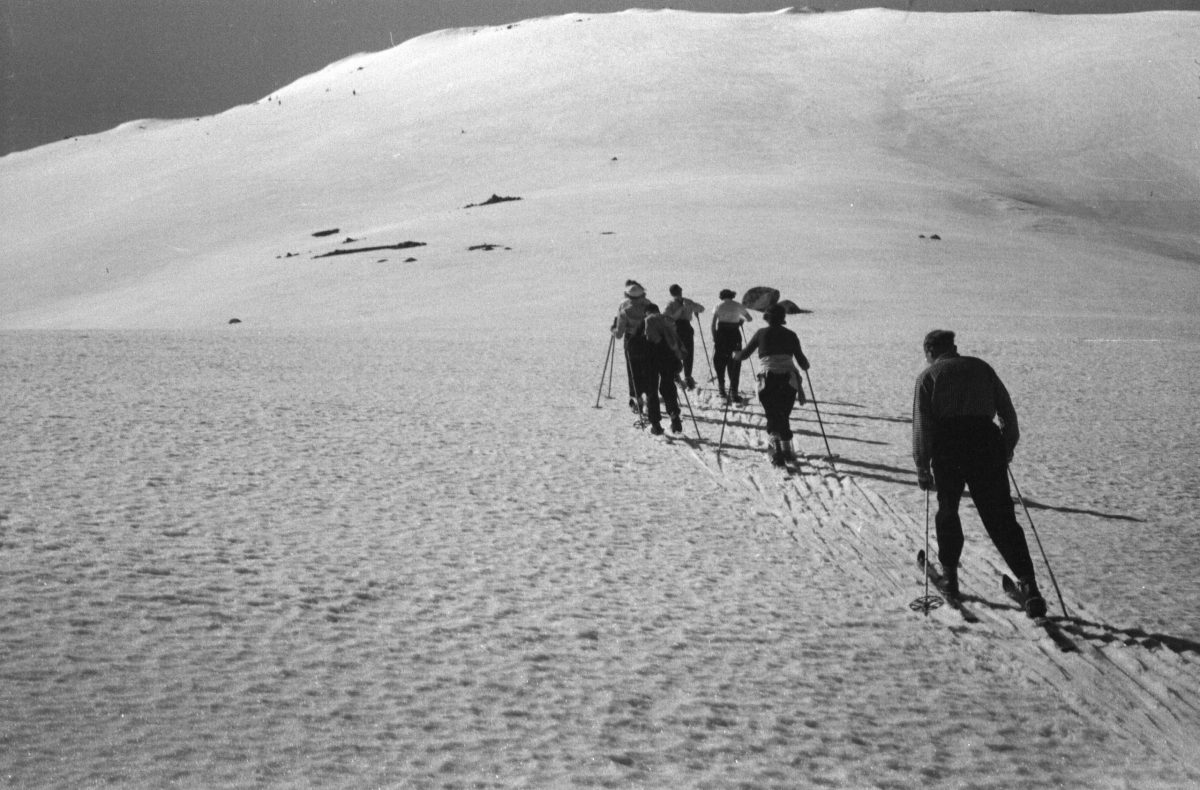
[695,314,714,382]
[606,338,615,398]
[594,334,615,408]
[676,374,703,442]
[740,325,758,380]
[803,369,837,473]
[715,396,731,468]
[910,488,944,616]
[1008,467,1069,618]
[623,343,645,429]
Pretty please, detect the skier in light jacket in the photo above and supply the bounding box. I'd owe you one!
[663,284,705,390]
[611,280,652,415]
[711,289,752,403]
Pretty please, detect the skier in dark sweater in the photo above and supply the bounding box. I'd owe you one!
[912,329,1046,617]
[642,303,685,434]
[736,304,810,466]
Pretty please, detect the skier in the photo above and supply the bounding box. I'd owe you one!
[711,289,752,403]
[611,280,651,414]
[643,303,686,434]
[663,284,705,390]
[912,329,1047,618]
[736,303,810,466]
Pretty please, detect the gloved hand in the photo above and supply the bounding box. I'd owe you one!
[917,470,936,491]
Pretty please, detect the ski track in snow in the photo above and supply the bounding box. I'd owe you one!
[667,384,1200,777]
[655,385,1200,782]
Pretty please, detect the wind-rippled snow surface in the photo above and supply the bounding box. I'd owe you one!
[3,329,1199,788]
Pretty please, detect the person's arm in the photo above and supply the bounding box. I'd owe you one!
[665,323,684,360]
[994,372,1020,460]
[792,332,810,371]
[913,373,935,489]
[611,309,627,338]
[736,328,762,362]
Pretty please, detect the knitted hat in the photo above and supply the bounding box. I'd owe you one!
[719,289,736,300]
[923,329,956,352]
[625,280,645,298]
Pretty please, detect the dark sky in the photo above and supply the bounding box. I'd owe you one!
[3,0,1199,156]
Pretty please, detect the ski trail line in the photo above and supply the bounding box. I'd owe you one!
[628,387,1200,778]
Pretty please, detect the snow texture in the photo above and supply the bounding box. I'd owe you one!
[2,8,1199,788]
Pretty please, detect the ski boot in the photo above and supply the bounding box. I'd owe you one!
[650,421,665,436]
[769,437,787,467]
[1018,578,1047,618]
[669,414,683,433]
[782,439,797,463]
[685,376,696,390]
[941,563,961,600]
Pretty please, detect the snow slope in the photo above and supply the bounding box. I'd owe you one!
[2,8,1199,788]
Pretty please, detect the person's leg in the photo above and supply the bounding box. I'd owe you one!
[966,461,1036,581]
[759,375,790,436]
[623,339,637,402]
[713,340,729,393]
[677,322,695,384]
[931,456,967,571]
[777,379,797,441]
[631,354,660,423]
[659,365,680,426]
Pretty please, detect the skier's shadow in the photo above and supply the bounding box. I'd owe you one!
[1016,496,1144,523]
[1055,616,1200,654]
[956,594,1200,655]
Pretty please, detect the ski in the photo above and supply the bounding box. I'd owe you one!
[916,550,980,623]
[1002,575,1078,653]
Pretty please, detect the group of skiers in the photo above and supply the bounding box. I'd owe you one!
[610,279,809,467]
[608,281,1048,619]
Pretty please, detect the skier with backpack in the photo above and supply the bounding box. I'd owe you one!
[642,303,686,434]
[611,280,652,414]
[735,303,810,466]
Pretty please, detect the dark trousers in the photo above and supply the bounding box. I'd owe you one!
[758,372,798,440]
[675,320,695,380]
[627,343,679,424]
[932,418,1035,579]
[712,324,742,393]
